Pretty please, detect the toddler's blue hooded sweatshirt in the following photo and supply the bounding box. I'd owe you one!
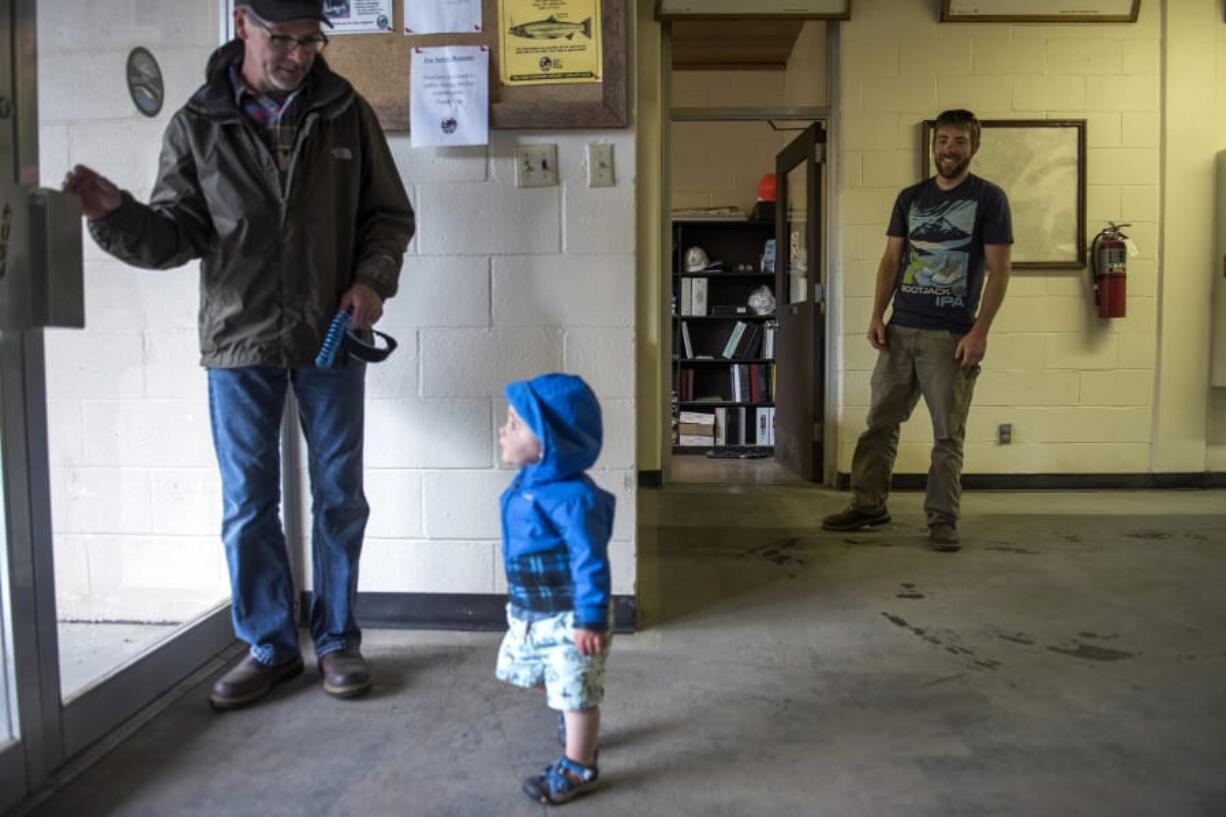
[502,373,615,630]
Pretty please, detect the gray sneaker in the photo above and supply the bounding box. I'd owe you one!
[928,524,961,552]
[822,507,891,531]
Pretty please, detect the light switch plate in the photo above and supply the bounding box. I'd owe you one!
[515,144,558,188]
[587,143,614,187]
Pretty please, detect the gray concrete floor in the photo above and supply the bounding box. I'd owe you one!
[19,486,1226,817]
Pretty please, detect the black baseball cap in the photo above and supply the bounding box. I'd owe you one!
[240,0,333,27]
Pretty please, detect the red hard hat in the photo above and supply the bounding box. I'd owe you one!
[757,172,776,202]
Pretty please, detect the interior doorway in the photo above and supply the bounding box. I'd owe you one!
[662,19,831,486]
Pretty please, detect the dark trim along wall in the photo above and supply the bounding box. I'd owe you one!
[302,592,638,633]
[833,472,1226,491]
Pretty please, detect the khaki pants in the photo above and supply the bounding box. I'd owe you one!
[850,325,980,526]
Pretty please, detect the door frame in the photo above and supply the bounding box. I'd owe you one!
[657,18,841,485]
[0,2,236,809]
[657,104,838,480]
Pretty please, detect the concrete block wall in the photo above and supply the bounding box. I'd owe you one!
[324,130,639,599]
[39,0,227,622]
[837,0,1163,475]
[40,2,638,621]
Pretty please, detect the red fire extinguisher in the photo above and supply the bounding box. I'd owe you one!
[1090,222,1129,319]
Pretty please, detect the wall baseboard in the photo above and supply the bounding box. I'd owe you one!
[638,469,663,488]
[301,592,638,633]
[833,472,1226,491]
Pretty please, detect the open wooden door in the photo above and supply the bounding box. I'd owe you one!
[773,123,825,482]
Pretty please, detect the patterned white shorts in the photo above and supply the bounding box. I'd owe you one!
[495,605,612,711]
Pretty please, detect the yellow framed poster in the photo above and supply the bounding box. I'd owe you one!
[499,0,603,86]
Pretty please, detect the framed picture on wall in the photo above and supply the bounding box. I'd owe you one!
[922,119,1086,269]
[940,0,1139,23]
[656,0,850,20]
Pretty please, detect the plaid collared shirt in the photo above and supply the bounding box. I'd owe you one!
[229,63,307,183]
[505,545,575,616]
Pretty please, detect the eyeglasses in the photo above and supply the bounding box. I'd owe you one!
[249,15,328,55]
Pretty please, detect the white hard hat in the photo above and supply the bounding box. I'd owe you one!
[685,246,709,272]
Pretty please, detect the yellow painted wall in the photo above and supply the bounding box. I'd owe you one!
[837,0,1178,475]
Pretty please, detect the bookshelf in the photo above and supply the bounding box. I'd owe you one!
[671,217,778,454]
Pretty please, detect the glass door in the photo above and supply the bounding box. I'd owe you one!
[1,1,238,807]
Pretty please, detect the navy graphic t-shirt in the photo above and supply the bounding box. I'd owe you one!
[886,174,1012,334]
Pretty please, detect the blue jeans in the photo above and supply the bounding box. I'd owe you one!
[207,365,368,666]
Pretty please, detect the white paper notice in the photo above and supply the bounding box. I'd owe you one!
[410,46,489,147]
[324,0,394,34]
[404,0,483,34]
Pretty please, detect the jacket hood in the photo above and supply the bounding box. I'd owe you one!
[191,39,353,120]
[505,374,602,484]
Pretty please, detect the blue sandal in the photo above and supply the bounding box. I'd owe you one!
[522,755,599,805]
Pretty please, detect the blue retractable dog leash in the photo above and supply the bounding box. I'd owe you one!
[315,310,398,369]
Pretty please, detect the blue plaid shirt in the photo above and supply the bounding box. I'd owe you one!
[229,63,307,184]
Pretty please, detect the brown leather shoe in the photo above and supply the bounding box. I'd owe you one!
[319,649,372,698]
[209,655,304,710]
[929,524,961,552]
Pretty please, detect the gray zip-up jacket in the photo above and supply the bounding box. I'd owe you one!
[89,41,415,368]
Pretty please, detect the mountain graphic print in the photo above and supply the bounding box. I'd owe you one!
[901,198,978,296]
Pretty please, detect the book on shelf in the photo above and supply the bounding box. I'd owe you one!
[762,323,776,359]
[680,321,693,359]
[757,407,771,447]
[720,321,748,359]
[714,407,727,446]
[678,411,715,426]
[679,422,714,436]
[690,277,708,316]
[679,434,714,447]
[680,278,692,316]
[734,323,762,359]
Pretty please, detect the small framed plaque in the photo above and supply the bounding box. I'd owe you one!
[941,0,1139,23]
[126,47,164,118]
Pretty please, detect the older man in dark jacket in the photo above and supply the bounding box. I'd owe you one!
[64,0,415,709]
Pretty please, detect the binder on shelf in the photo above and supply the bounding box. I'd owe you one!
[757,407,770,446]
[734,323,762,359]
[691,277,708,316]
[680,278,693,316]
[763,323,776,359]
[714,407,727,446]
[680,321,693,359]
[721,321,748,359]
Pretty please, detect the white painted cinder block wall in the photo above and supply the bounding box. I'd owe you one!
[39,0,637,621]
[838,0,1163,475]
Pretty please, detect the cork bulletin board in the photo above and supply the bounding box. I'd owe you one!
[223,0,628,131]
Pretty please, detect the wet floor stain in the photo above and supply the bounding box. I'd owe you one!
[1048,642,1136,662]
[738,538,806,569]
[1184,532,1207,541]
[1125,531,1172,541]
[882,613,1001,669]
[998,633,1035,646]
[984,545,1040,555]
[1078,632,1119,641]
[896,582,925,599]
